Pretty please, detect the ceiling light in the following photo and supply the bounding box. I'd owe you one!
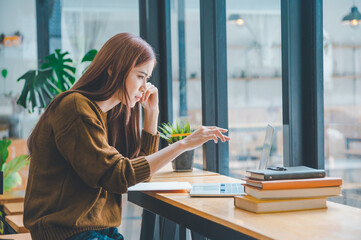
[342,6,361,28]
[228,14,245,26]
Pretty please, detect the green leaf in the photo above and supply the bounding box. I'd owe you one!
[1,69,8,79]
[161,123,173,134]
[41,49,76,92]
[3,154,29,179]
[0,139,11,169]
[158,120,192,144]
[17,68,55,112]
[3,172,22,192]
[81,49,98,62]
[185,121,190,133]
[159,126,169,135]
[0,143,29,192]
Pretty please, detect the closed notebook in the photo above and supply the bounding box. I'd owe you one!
[244,185,341,199]
[128,182,192,192]
[234,195,327,213]
[246,166,325,181]
[242,177,342,190]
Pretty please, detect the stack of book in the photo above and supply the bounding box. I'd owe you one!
[234,166,342,213]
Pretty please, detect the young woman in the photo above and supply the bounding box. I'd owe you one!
[23,33,230,240]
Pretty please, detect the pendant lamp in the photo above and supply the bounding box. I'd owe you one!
[342,6,361,27]
[228,14,245,26]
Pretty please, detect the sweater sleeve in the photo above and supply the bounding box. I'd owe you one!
[54,114,150,194]
[139,129,160,156]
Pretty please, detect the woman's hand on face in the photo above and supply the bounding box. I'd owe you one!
[141,82,159,112]
[180,126,231,151]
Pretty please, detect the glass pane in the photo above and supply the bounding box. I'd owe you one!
[226,0,283,177]
[0,1,38,138]
[171,0,203,169]
[61,0,139,77]
[324,0,361,208]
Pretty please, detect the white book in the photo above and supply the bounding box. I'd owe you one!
[244,185,341,199]
[128,182,192,192]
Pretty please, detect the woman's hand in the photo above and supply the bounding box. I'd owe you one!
[141,82,159,135]
[140,82,159,113]
[145,126,230,175]
[179,126,231,151]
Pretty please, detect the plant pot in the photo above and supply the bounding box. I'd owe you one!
[172,150,194,172]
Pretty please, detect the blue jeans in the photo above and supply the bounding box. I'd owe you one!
[67,227,124,240]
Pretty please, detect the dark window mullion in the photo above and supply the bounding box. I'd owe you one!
[36,0,51,67]
[281,0,324,169]
[200,0,229,174]
[139,0,173,149]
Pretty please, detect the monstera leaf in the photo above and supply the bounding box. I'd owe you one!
[41,49,76,92]
[16,49,97,112]
[81,49,98,73]
[17,68,60,112]
[81,49,98,63]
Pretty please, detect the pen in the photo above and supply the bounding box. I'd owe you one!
[168,133,192,137]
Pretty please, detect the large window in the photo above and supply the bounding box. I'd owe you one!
[0,0,38,138]
[171,0,203,168]
[324,0,361,208]
[226,0,282,178]
[61,0,139,77]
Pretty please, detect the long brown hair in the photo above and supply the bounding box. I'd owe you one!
[28,33,156,159]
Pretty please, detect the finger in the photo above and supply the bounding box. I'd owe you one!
[218,128,228,133]
[146,84,158,93]
[209,129,226,142]
[148,86,157,93]
[209,134,218,144]
[140,93,145,103]
[143,90,151,102]
[207,126,228,132]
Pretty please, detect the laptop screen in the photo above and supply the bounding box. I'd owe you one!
[258,124,275,170]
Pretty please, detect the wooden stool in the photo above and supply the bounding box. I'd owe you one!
[5,215,29,233]
[0,233,31,239]
[4,202,24,215]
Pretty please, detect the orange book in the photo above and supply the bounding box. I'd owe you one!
[242,177,342,190]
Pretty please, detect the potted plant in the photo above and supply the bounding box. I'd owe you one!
[0,138,29,193]
[159,121,194,172]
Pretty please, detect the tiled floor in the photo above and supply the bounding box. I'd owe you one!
[118,194,143,239]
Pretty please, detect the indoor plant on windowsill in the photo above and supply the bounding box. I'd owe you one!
[159,121,194,172]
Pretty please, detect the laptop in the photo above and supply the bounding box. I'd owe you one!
[189,125,275,197]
